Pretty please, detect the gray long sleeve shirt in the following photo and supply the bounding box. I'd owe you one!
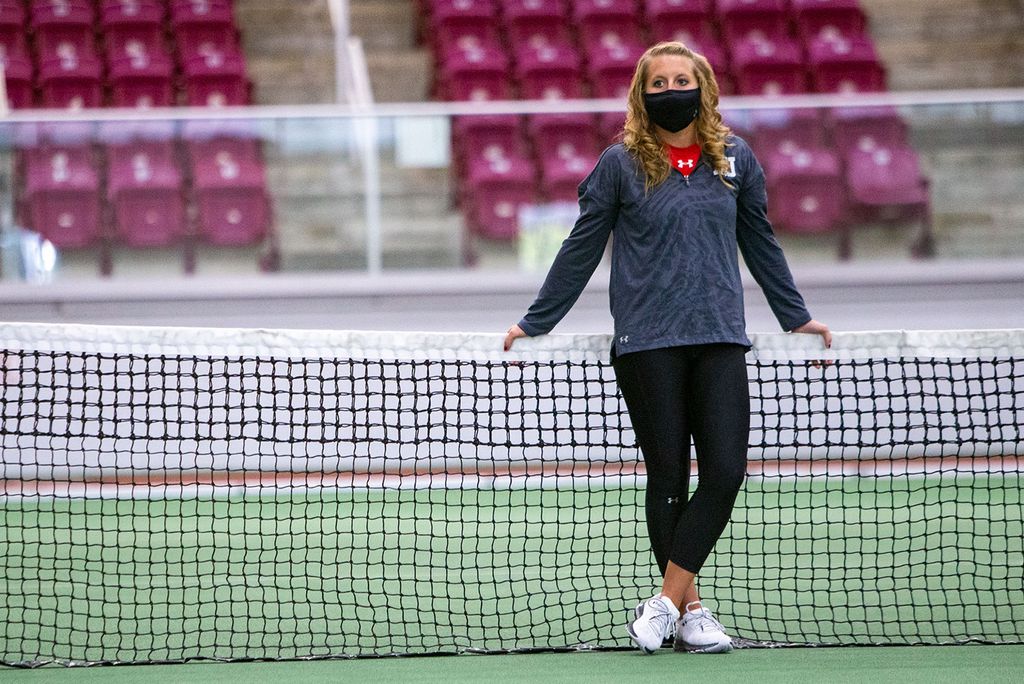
[517,136,811,355]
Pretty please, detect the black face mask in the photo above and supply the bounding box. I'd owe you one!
[643,88,702,133]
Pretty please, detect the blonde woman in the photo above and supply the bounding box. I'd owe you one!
[505,42,831,654]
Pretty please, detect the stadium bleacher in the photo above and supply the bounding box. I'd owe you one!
[419,0,933,257]
[2,0,274,275]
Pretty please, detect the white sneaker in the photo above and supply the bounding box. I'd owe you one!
[626,594,680,654]
[674,601,733,653]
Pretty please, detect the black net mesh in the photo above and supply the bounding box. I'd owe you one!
[0,326,1021,666]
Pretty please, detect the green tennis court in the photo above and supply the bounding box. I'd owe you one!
[4,474,1021,665]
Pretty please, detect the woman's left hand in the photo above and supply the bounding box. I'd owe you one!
[792,319,832,349]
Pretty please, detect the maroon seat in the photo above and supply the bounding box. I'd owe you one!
[539,147,600,203]
[452,114,528,168]
[749,108,827,158]
[437,43,512,100]
[763,147,845,234]
[109,49,176,108]
[169,0,237,52]
[828,106,908,159]
[180,45,249,106]
[791,0,866,42]
[502,0,571,46]
[0,0,28,59]
[514,42,584,100]
[186,132,270,244]
[38,50,104,108]
[844,144,934,256]
[585,40,645,98]
[645,0,713,24]
[464,153,537,239]
[29,0,97,60]
[646,1,718,46]
[716,0,789,43]
[102,0,167,62]
[527,113,600,164]
[107,140,186,246]
[1,53,34,108]
[846,145,928,210]
[807,35,885,93]
[100,0,165,27]
[730,35,807,95]
[430,0,499,52]
[24,145,101,247]
[574,0,643,49]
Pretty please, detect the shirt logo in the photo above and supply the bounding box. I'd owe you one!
[713,156,737,178]
[619,335,629,344]
[676,159,694,169]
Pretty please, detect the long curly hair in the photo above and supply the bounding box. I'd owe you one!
[622,42,733,191]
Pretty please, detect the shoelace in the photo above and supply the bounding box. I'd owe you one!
[686,608,726,634]
[647,599,677,638]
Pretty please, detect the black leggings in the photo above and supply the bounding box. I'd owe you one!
[612,343,749,576]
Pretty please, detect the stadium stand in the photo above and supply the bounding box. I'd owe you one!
[3,0,274,276]
[412,0,941,259]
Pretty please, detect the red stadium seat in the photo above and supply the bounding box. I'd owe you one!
[791,0,866,42]
[430,0,500,52]
[24,144,102,247]
[527,113,601,164]
[716,0,789,43]
[844,143,935,257]
[181,45,249,106]
[29,0,97,60]
[0,0,29,58]
[169,0,237,52]
[100,0,165,28]
[502,0,571,46]
[464,152,537,239]
[451,114,528,170]
[109,49,176,108]
[437,43,512,100]
[763,147,846,235]
[107,140,187,246]
[38,49,104,108]
[730,35,807,95]
[646,0,719,51]
[749,108,828,158]
[828,106,909,159]
[807,35,886,93]
[574,0,643,50]
[1,53,34,108]
[585,40,645,98]
[538,146,600,203]
[514,42,585,100]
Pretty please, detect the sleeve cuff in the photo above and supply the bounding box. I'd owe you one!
[517,319,544,337]
[784,315,812,333]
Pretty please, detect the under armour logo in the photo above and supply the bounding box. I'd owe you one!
[619,335,629,344]
[676,159,694,169]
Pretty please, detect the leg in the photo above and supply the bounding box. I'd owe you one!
[614,348,694,653]
[612,347,691,577]
[669,344,750,574]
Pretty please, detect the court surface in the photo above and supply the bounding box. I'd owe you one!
[3,645,1023,683]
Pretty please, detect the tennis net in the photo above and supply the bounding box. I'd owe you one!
[1,322,1021,666]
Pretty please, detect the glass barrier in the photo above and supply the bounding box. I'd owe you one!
[0,93,1021,283]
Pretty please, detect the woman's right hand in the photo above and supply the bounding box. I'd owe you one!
[503,324,527,351]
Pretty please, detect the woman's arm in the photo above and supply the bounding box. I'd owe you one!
[734,151,813,332]
[506,149,622,349]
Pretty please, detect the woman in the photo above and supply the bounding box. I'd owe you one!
[503,42,831,654]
